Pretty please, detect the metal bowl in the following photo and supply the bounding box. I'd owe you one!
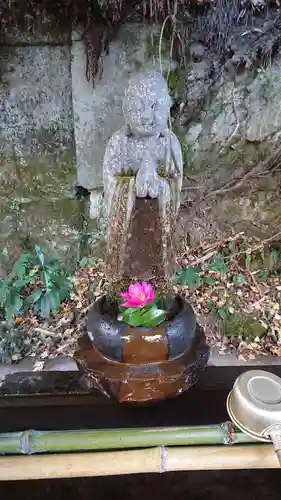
[227,370,281,442]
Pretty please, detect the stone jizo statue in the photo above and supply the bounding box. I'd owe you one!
[103,70,183,284]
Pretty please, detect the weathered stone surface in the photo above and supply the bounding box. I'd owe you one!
[175,51,281,245]
[0,43,74,167]
[246,66,281,143]
[0,162,76,201]
[183,53,281,157]
[0,16,80,273]
[1,13,71,45]
[1,20,176,276]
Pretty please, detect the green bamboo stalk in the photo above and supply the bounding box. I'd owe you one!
[0,423,256,455]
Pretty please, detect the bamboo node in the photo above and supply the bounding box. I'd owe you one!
[160,446,168,473]
[220,421,236,445]
[20,430,34,455]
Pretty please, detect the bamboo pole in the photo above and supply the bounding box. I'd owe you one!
[165,445,279,471]
[0,423,255,455]
[0,445,279,481]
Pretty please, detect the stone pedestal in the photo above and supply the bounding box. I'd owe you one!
[122,198,165,281]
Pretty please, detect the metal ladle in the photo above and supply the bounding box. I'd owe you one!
[227,370,281,466]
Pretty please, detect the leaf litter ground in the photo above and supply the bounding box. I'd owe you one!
[1,232,281,369]
[175,232,281,362]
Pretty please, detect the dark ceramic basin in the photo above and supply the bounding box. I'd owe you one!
[74,296,210,404]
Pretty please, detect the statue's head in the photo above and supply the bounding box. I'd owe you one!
[122,70,172,137]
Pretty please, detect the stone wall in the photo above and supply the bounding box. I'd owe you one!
[0,22,81,273]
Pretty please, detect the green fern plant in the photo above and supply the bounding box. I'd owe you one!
[0,245,71,324]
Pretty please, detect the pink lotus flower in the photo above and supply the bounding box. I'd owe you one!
[120,282,155,308]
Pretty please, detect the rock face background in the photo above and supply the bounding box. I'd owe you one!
[176,53,281,244]
[173,10,281,246]
[0,5,281,272]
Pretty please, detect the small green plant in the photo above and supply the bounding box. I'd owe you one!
[207,299,229,321]
[173,266,203,289]
[173,254,228,289]
[79,256,97,269]
[206,253,228,276]
[232,274,246,284]
[0,245,71,324]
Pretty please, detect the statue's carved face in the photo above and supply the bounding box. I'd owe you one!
[123,71,172,137]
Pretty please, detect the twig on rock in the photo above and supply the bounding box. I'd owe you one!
[252,231,281,250]
[220,85,241,152]
[190,250,218,266]
[34,327,59,337]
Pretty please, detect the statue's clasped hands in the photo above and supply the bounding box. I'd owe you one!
[136,149,180,199]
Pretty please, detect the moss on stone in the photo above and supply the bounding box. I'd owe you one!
[221,312,267,341]
[173,123,194,172]
[0,158,76,201]
[2,10,70,45]
[146,32,162,59]
[164,68,186,100]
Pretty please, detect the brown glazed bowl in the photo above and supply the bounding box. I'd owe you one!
[74,295,209,404]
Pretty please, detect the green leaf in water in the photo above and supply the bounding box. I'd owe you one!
[141,308,166,328]
[122,307,139,321]
[122,307,143,326]
[127,311,144,327]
